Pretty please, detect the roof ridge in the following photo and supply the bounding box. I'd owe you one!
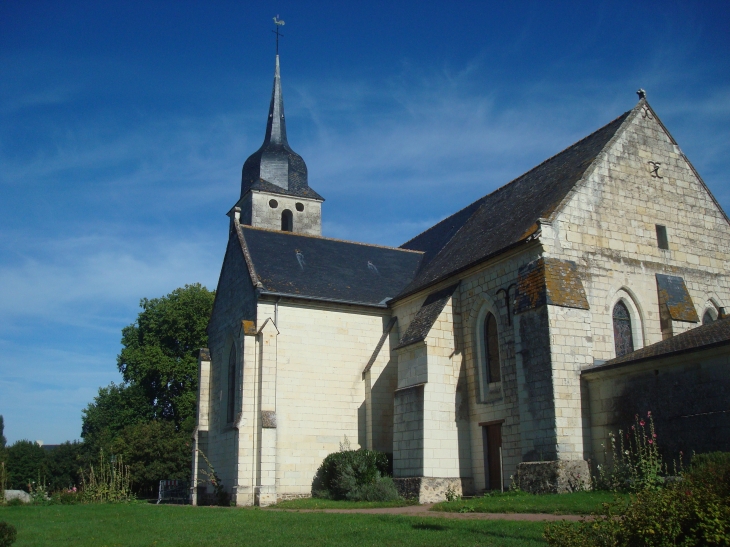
[241,224,425,254]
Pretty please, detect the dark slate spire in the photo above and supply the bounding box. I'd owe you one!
[241,55,323,201]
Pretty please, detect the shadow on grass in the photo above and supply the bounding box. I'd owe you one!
[411,522,449,531]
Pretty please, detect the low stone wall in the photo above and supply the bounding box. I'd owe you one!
[3,490,32,503]
[393,477,471,503]
[514,461,591,494]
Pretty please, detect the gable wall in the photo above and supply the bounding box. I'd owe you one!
[203,230,258,494]
[544,106,730,459]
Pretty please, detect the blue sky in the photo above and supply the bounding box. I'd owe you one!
[1,1,729,444]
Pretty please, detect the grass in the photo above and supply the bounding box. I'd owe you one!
[0,503,549,546]
[272,497,416,510]
[432,490,631,515]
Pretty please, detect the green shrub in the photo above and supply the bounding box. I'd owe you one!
[314,445,394,501]
[544,473,730,547]
[0,522,17,547]
[314,448,390,499]
[686,452,730,499]
[347,477,400,502]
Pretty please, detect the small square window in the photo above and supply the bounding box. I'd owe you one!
[656,225,669,250]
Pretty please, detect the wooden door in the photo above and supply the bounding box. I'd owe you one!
[482,424,502,491]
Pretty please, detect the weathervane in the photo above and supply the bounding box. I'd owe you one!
[272,15,285,55]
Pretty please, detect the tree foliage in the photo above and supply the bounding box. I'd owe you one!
[81,382,154,451]
[0,415,6,450]
[79,284,213,496]
[110,421,191,498]
[45,441,85,492]
[6,440,47,491]
[117,283,214,430]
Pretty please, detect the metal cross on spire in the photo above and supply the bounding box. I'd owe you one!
[272,15,285,55]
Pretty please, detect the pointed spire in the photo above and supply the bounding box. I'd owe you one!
[264,55,288,146]
[240,54,322,201]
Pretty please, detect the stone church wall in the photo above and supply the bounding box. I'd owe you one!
[458,246,542,491]
[543,107,730,462]
[240,191,322,236]
[201,230,258,498]
[583,343,730,465]
[256,298,392,499]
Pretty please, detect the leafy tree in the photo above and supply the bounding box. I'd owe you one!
[80,284,213,496]
[45,441,85,492]
[117,283,214,430]
[0,415,6,450]
[6,440,47,491]
[110,420,191,498]
[81,382,154,453]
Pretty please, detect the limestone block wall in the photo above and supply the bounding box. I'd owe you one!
[393,384,424,477]
[583,344,730,464]
[543,107,730,365]
[256,298,392,498]
[458,246,542,490]
[202,230,258,496]
[546,305,593,460]
[391,292,469,482]
[239,191,322,235]
[420,296,466,479]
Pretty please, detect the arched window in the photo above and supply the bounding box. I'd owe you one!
[613,301,634,357]
[703,309,716,325]
[483,313,501,383]
[281,209,293,232]
[226,345,236,423]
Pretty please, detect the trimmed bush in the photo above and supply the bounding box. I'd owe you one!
[347,477,400,502]
[0,522,17,547]
[314,449,396,501]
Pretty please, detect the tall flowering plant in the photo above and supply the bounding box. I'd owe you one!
[595,412,666,492]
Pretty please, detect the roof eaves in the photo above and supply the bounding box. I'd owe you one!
[391,237,538,305]
[234,219,263,289]
[582,337,730,376]
[258,290,390,309]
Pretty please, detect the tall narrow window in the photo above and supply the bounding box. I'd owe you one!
[281,209,293,232]
[613,301,634,357]
[484,313,501,383]
[656,225,669,250]
[227,346,236,423]
[703,310,716,325]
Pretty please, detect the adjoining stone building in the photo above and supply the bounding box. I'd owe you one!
[191,54,730,505]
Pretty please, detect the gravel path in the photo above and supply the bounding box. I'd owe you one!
[267,503,584,522]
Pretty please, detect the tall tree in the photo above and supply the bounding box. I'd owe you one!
[117,283,215,430]
[81,284,214,496]
[0,415,6,450]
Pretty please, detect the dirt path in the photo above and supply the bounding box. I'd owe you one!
[267,503,584,522]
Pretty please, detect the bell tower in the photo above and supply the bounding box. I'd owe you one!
[234,54,324,235]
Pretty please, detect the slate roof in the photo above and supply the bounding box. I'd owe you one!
[238,225,423,307]
[397,110,632,299]
[394,284,459,349]
[585,317,730,373]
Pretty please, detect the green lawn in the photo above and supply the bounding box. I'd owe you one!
[271,497,416,510]
[0,503,549,546]
[432,491,630,515]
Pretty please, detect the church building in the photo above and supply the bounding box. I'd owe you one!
[191,53,730,505]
